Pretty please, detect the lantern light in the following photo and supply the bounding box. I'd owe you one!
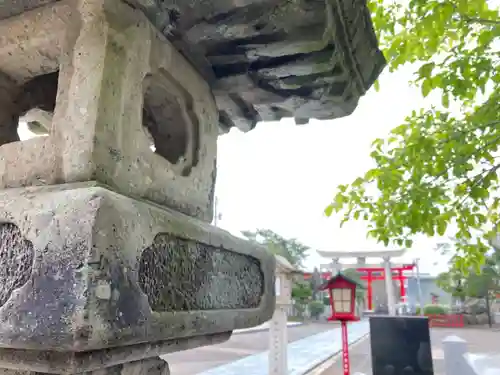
[319,272,364,322]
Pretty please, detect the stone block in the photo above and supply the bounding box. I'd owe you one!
[369,316,434,375]
[0,333,228,374]
[0,355,172,375]
[0,183,275,352]
[442,336,475,375]
[0,0,218,221]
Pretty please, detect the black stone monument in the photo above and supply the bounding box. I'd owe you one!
[370,316,434,375]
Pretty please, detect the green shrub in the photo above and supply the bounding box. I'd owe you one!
[309,300,326,319]
[292,282,312,303]
[323,296,331,306]
[417,304,448,315]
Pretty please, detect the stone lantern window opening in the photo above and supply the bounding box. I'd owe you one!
[142,71,200,177]
[1,71,59,144]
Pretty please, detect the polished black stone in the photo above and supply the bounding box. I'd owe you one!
[370,316,434,375]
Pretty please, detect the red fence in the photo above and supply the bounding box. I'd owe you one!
[426,314,464,328]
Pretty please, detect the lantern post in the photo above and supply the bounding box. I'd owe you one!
[319,272,364,375]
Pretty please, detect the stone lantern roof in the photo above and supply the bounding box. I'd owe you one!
[275,254,301,274]
[160,0,387,131]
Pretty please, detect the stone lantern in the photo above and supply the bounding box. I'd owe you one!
[0,0,384,374]
[275,255,299,306]
[269,255,301,375]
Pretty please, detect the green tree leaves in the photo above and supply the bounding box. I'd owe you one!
[241,229,309,268]
[437,249,500,298]
[326,0,500,269]
[343,268,367,304]
[291,282,313,302]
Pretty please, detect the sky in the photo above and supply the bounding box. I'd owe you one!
[214,65,453,275]
[18,65,453,276]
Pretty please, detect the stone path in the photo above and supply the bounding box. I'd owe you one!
[164,323,331,375]
[198,321,368,375]
[233,321,302,334]
[164,321,369,375]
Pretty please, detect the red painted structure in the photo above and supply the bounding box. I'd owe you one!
[304,263,416,310]
[427,314,464,328]
[431,294,439,304]
[341,322,350,375]
[357,264,415,310]
[319,273,363,375]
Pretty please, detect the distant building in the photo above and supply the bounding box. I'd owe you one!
[406,274,452,307]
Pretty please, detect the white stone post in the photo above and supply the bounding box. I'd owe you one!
[270,256,299,375]
[383,256,396,316]
[443,336,475,375]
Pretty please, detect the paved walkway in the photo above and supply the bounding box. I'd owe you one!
[164,321,369,375]
[233,321,302,334]
[164,323,332,375]
[197,321,368,375]
[318,326,500,375]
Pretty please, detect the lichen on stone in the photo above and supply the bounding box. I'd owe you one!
[0,222,35,307]
[138,233,264,311]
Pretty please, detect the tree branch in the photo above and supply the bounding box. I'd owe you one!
[445,1,500,26]
[455,163,500,208]
[459,16,500,26]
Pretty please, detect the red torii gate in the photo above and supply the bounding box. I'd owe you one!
[357,264,415,310]
[303,263,415,311]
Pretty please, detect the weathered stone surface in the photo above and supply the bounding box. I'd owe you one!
[0,223,35,308]
[0,73,19,145]
[0,0,385,133]
[0,1,382,372]
[0,355,171,375]
[0,333,228,373]
[138,234,264,311]
[0,0,218,221]
[0,183,275,352]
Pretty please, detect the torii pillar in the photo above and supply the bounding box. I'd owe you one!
[383,256,397,316]
[317,249,407,316]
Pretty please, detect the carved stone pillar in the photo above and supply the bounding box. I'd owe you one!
[0,0,275,373]
[271,256,299,375]
[0,356,171,375]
